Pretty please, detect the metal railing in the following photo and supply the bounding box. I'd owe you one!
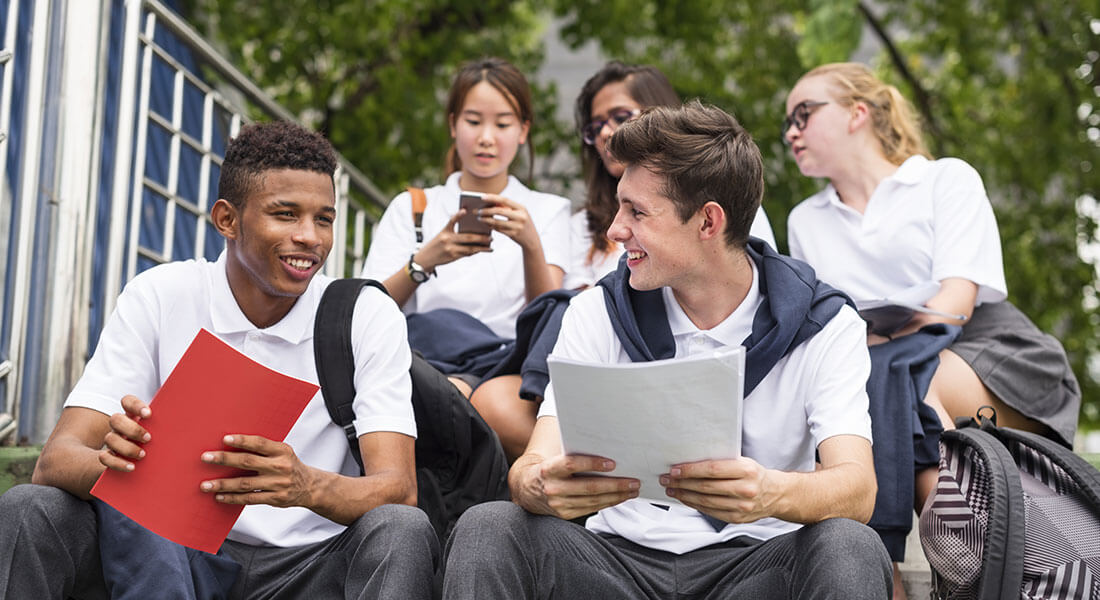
[0,0,392,443]
[0,0,19,436]
[103,0,388,321]
[0,0,50,443]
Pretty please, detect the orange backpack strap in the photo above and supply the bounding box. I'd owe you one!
[408,187,427,245]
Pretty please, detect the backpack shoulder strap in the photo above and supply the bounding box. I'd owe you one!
[991,425,1100,511]
[314,277,390,474]
[408,187,427,245]
[942,424,1027,596]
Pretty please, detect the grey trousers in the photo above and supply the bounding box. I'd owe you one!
[0,484,440,600]
[442,501,892,600]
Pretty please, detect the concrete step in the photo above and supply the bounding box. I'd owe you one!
[899,519,932,599]
[0,445,41,494]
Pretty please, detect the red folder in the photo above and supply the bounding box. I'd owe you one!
[91,328,319,553]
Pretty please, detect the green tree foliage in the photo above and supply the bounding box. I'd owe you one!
[553,0,1100,426]
[190,0,1100,425]
[187,0,566,194]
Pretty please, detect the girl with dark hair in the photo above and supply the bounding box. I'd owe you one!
[567,61,776,289]
[784,62,1080,598]
[362,58,570,458]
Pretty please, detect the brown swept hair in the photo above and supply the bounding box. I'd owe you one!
[575,61,680,258]
[804,62,931,164]
[443,57,534,182]
[608,100,763,248]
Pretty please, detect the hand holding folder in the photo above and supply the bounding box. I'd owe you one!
[91,328,319,553]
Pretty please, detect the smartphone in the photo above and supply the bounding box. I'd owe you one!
[457,192,491,235]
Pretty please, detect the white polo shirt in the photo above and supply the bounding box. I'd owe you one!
[563,206,779,290]
[787,155,1007,305]
[362,172,571,338]
[65,252,416,547]
[539,260,872,554]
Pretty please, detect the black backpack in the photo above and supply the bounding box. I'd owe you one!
[313,278,509,542]
[919,407,1100,599]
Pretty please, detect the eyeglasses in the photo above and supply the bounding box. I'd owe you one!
[582,109,641,146]
[781,101,828,145]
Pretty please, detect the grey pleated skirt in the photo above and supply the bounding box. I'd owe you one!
[949,300,1081,446]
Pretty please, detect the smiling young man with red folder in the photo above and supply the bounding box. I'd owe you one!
[442,102,891,600]
[0,122,437,599]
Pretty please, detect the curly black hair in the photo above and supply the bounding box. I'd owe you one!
[217,121,337,208]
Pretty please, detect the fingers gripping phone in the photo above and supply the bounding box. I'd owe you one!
[457,192,492,235]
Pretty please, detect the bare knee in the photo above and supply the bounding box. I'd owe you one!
[932,350,1050,435]
[930,350,997,422]
[448,376,473,399]
[471,376,537,462]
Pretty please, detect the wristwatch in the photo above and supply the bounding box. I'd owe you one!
[406,255,431,284]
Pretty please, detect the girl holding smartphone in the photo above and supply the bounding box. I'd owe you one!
[362,57,570,459]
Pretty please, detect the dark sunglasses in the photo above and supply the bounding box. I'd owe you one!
[781,101,828,145]
[582,108,641,146]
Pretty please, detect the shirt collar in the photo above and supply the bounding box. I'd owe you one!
[888,155,930,185]
[810,154,930,208]
[811,184,841,208]
[208,250,321,344]
[662,258,761,347]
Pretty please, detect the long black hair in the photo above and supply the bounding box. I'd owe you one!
[574,61,679,257]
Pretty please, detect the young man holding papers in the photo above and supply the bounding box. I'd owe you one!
[0,122,437,598]
[443,102,891,599]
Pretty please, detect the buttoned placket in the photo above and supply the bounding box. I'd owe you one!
[687,333,711,356]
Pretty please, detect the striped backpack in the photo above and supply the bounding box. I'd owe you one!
[919,408,1100,599]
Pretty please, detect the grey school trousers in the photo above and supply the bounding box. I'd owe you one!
[0,484,439,600]
[442,501,891,600]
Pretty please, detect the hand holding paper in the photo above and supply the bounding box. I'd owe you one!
[660,454,772,523]
[511,450,640,521]
[91,328,319,553]
[198,433,316,509]
[98,394,154,473]
[547,348,745,505]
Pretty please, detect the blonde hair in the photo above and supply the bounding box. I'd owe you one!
[804,62,931,164]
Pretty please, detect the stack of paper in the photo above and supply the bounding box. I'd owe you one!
[547,347,744,505]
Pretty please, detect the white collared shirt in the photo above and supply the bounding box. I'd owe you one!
[539,260,872,554]
[563,206,779,290]
[362,172,571,338]
[65,252,416,547]
[787,155,1007,305]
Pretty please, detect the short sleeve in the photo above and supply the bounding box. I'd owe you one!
[361,191,417,281]
[928,159,1007,303]
[749,205,777,249]
[564,211,596,290]
[349,286,417,437]
[802,306,873,445]
[65,269,169,414]
[786,204,809,262]
[538,288,617,419]
[536,195,572,272]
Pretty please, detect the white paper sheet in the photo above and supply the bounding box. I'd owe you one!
[547,347,745,505]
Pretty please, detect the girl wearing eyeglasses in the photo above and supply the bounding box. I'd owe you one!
[783,62,1079,598]
[362,58,571,460]
[566,61,776,289]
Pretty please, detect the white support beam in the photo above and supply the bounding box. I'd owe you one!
[102,0,145,319]
[37,0,110,435]
[7,0,52,438]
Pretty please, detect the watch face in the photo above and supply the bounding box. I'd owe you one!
[408,259,429,283]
